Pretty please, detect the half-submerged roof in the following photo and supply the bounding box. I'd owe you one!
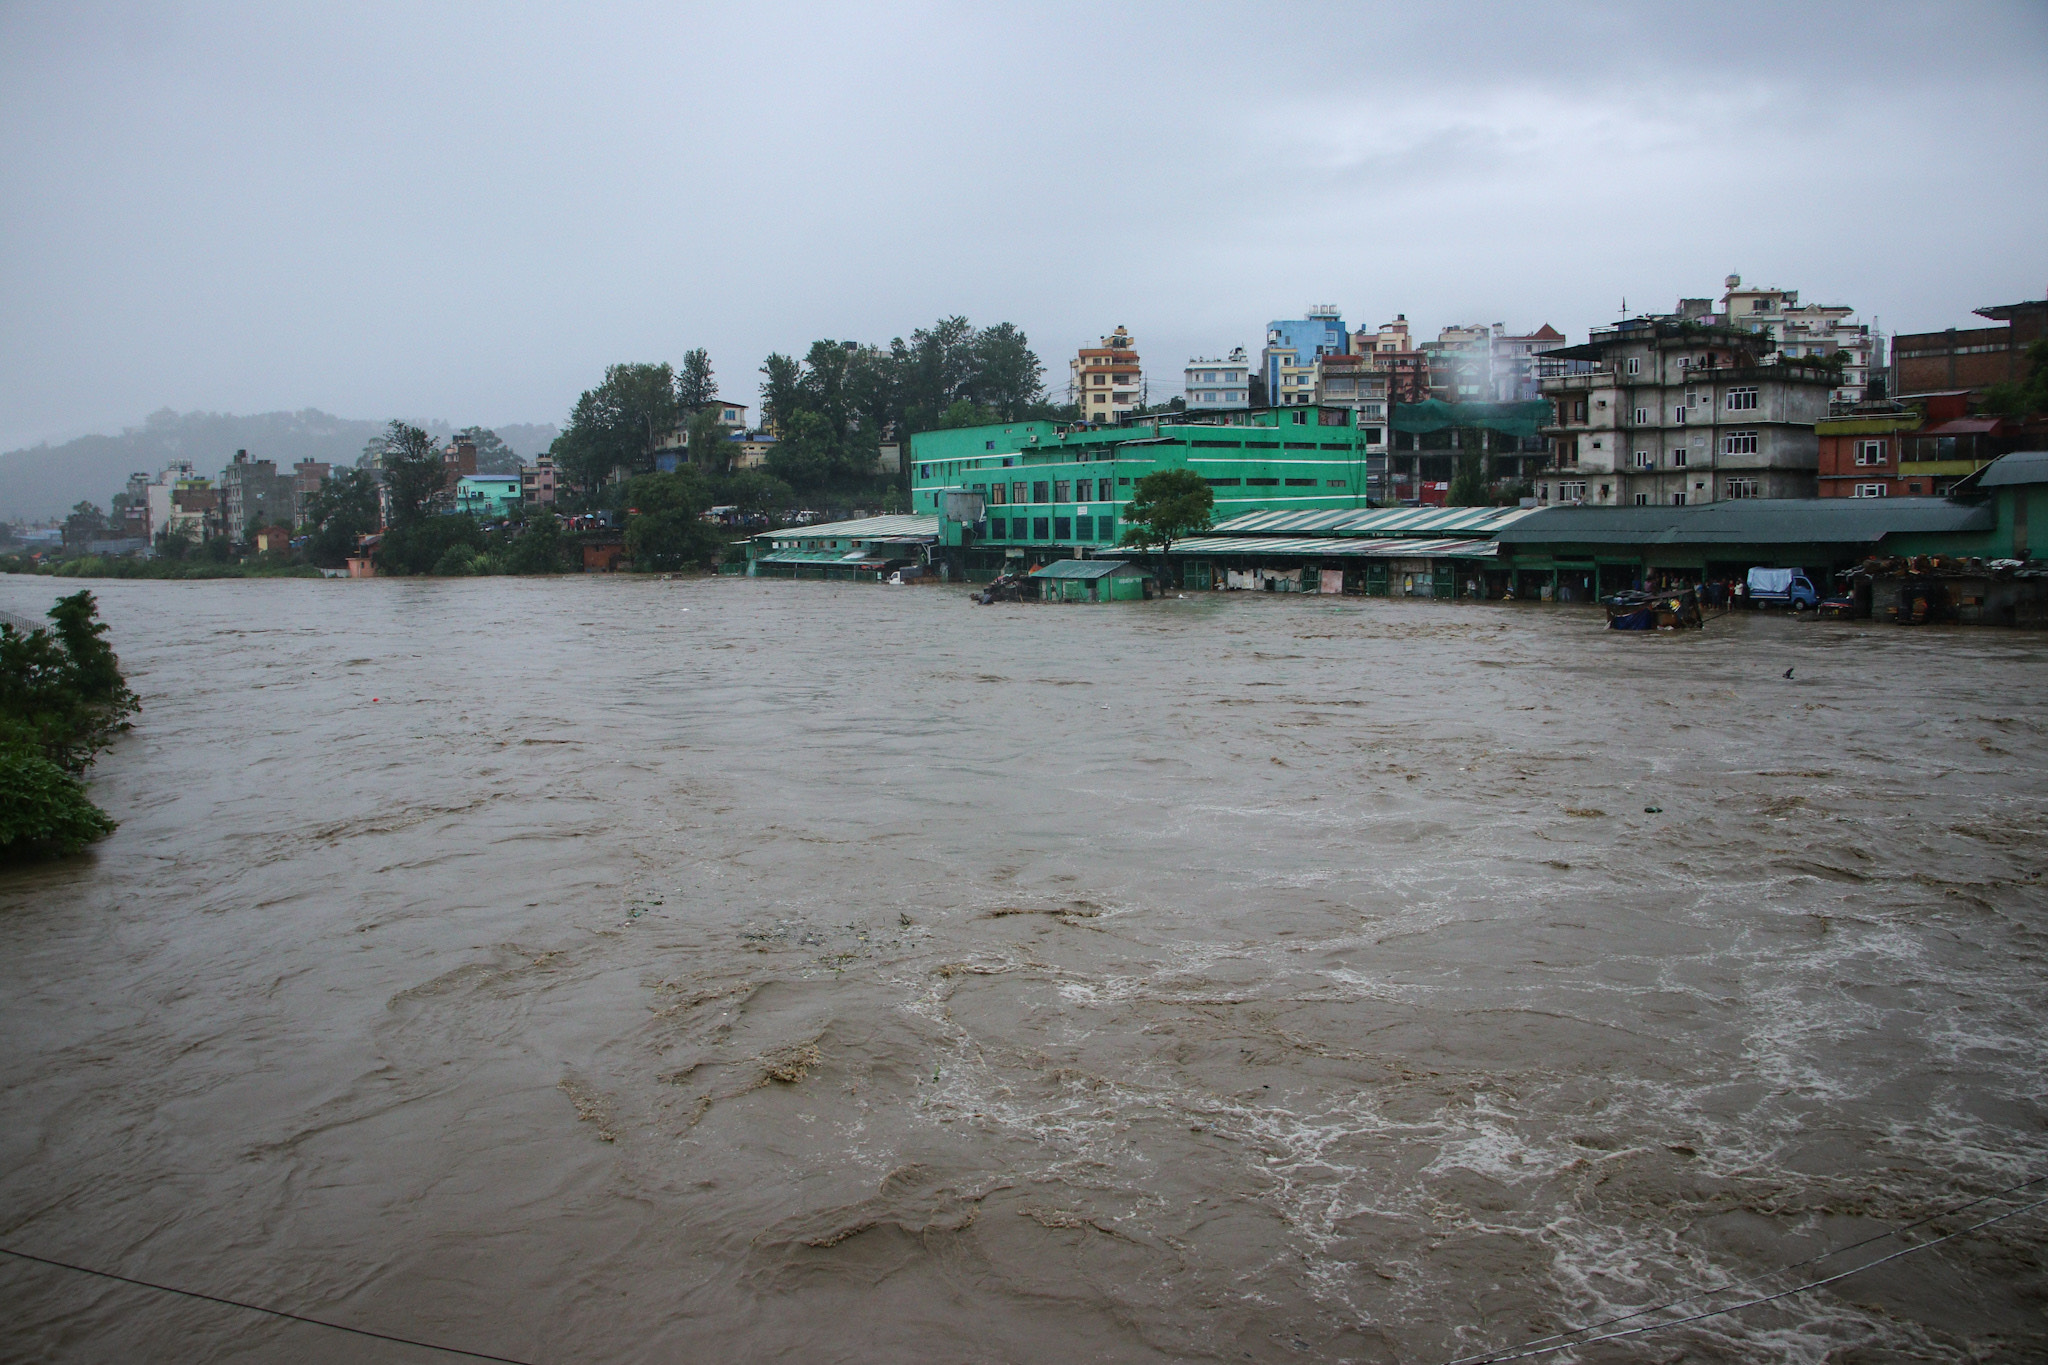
[1028,559,1144,579]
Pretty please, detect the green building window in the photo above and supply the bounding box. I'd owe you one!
[1053,480,1071,501]
[1053,517,1072,539]
[1075,517,1094,542]
[1247,477,1278,486]
[1285,478,1315,486]
[1096,478,1113,500]
[989,517,1006,539]
[1032,481,1049,503]
[1033,517,1049,540]
[1012,482,1027,503]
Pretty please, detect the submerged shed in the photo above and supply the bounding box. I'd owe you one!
[1026,559,1154,602]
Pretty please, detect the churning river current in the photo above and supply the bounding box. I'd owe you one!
[1,576,2044,1363]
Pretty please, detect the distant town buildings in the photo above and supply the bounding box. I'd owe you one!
[1072,327,1141,424]
[1262,308,1347,407]
[1184,348,1250,411]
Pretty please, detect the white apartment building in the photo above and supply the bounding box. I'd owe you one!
[1072,326,1142,423]
[1184,347,1250,410]
[1718,275,1876,410]
[1537,319,1834,507]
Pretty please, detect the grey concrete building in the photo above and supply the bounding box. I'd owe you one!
[217,450,298,537]
[1537,319,1835,507]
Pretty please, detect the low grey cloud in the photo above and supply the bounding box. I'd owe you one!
[1,0,2042,454]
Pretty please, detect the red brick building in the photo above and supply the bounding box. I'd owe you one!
[1817,392,2022,498]
[1891,297,2046,397]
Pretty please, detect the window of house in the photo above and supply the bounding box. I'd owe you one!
[1855,483,1889,498]
[1012,482,1027,504]
[1672,406,1687,424]
[1672,450,1688,468]
[1327,479,1346,488]
[1635,493,1649,505]
[1031,481,1049,503]
[1560,481,1587,501]
[1727,387,1758,410]
[1856,439,1885,466]
[1073,517,1093,541]
[1118,477,1130,485]
[1362,427,1384,443]
[1671,492,1687,505]
[989,517,1007,538]
[1634,407,1650,425]
[1245,477,1279,486]
[1722,431,1758,455]
[1053,480,1071,502]
[919,464,931,478]
[984,440,996,451]
[1032,517,1050,539]
[1633,450,1652,468]
[1625,357,1641,375]
[1285,477,1315,486]
[1599,484,1610,499]
[1053,517,1072,539]
[1572,400,1589,422]
[988,484,1006,504]
[1727,478,1759,499]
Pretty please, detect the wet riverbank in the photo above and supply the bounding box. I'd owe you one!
[2,577,2044,1362]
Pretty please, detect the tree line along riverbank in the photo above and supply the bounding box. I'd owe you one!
[0,592,137,860]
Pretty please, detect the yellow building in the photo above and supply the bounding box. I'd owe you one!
[1071,326,1142,424]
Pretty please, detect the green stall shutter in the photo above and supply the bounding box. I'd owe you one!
[1432,562,1455,598]
[1365,563,1390,597]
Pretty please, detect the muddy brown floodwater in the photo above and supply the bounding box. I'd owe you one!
[1,576,2045,1363]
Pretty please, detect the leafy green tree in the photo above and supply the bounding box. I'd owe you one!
[937,399,999,430]
[378,514,483,575]
[765,410,838,489]
[685,406,732,472]
[379,421,446,527]
[677,349,718,409]
[1447,430,1490,506]
[613,469,721,570]
[719,470,793,515]
[1118,468,1213,563]
[153,523,195,561]
[966,322,1045,419]
[759,353,804,434]
[0,590,138,774]
[303,467,381,567]
[1983,337,2048,417]
[557,363,681,489]
[499,515,576,574]
[63,502,107,548]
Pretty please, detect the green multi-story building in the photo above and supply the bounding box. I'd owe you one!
[908,406,1381,574]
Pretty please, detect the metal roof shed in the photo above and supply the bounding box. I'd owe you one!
[1026,558,1153,601]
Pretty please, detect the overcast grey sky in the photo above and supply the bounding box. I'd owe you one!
[2,0,2044,450]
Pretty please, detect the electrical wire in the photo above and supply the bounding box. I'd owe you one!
[0,1245,540,1364]
[1438,1177,2048,1365]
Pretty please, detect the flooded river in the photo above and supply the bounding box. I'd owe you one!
[2,576,2045,1363]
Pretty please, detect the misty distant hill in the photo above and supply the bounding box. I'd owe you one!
[0,409,559,520]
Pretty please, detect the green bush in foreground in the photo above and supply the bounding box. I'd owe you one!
[0,748,116,857]
[0,590,137,862]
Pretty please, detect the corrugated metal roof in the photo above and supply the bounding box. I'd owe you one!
[1028,559,1142,579]
[1495,498,1994,547]
[752,514,938,544]
[1208,505,1538,537]
[1170,535,1501,559]
[755,549,892,565]
[1977,451,2048,488]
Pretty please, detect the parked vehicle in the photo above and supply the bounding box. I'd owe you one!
[1746,567,1819,611]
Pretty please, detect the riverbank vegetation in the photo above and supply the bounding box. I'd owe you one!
[0,591,137,859]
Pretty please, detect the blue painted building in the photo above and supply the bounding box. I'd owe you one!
[1261,307,1349,407]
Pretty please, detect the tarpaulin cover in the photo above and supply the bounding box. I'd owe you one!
[1389,400,1551,439]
